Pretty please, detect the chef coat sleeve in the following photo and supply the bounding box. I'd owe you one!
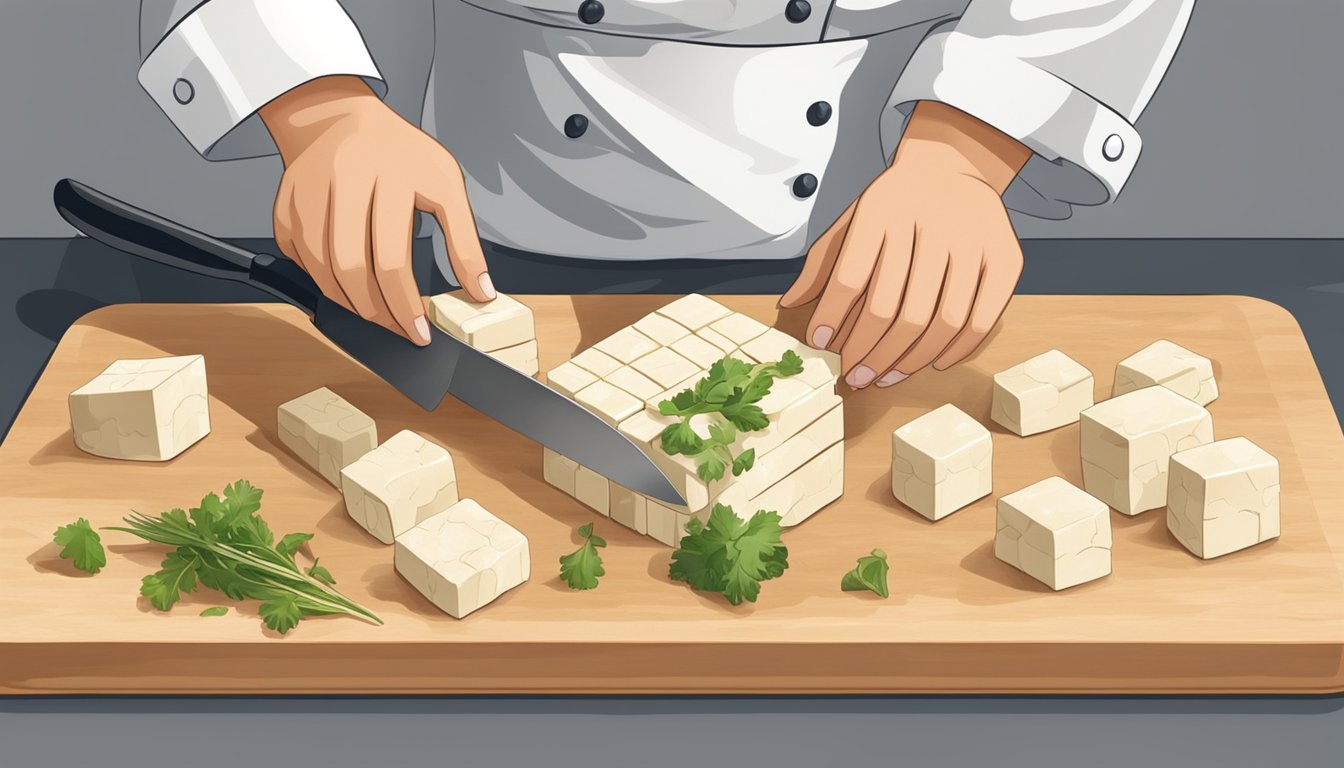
[883,0,1195,218]
[137,0,386,160]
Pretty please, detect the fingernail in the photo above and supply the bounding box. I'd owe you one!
[846,365,876,388]
[478,272,497,300]
[413,315,431,344]
[811,326,833,349]
[876,370,909,388]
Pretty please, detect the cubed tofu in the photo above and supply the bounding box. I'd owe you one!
[68,354,210,461]
[995,476,1112,591]
[546,362,598,399]
[655,294,732,330]
[340,430,458,544]
[646,498,681,546]
[575,465,611,516]
[715,442,845,528]
[488,339,539,376]
[630,347,700,388]
[570,347,622,378]
[633,312,692,345]
[991,349,1095,436]
[277,387,377,486]
[605,365,663,401]
[1167,437,1280,558]
[575,380,643,426]
[593,327,659,364]
[1113,339,1219,406]
[610,485,648,534]
[619,409,675,445]
[708,312,769,346]
[695,327,737,353]
[738,328,841,382]
[426,291,535,352]
[671,333,729,368]
[542,447,579,496]
[394,498,530,619]
[1080,386,1214,515]
[891,404,993,521]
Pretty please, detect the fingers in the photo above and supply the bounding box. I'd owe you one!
[287,180,352,313]
[779,201,855,309]
[886,243,983,376]
[837,221,914,378]
[933,237,1024,370]
[327,177,398,331]
[419,159,493,302]
[805,200,884,351]
[851,234,950,387]
[371,183,432,345]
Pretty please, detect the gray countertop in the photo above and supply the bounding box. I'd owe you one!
[3,236,1343,767]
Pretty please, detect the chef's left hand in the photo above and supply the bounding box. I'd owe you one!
[780,101,1033,388]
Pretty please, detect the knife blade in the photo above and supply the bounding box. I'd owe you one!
[52,178,686,506]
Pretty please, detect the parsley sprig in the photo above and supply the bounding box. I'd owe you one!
[559,522,607,590]
[669,503,789,605]
[657,351,804,483]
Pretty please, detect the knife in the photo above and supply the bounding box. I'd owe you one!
[52,178,686,506]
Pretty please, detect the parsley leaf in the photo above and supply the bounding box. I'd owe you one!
[200,606,229,617]
[276,532,314,557]
[841,549,890,598]
[669,504,789,605]
[259,594,303,634]
[140,549,200,611]
[52,517,106,574]
[559,522,607,590]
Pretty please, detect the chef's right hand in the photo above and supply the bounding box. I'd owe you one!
[259,75,493,346]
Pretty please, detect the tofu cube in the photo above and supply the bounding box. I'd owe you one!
[995,476,1112,591]
[715,442,845,528]
[610,485,648,534]
[991,349,1095,436]
[394,498,530,619]
[646,498,681,546]
[569,347,622,378]
[426,291,535,352]
[542,447,579,495]
[575,380,644,426]
[574,465,610,516]
[630,347,700,388]
[277,387,377,486]
[708,312,769,346]
[1167,437,1280,559]
[488,339,539,377]
[891,404,992,521]
[593,327,659,364]
[670,333,729,368]
[1080,386,1214,515]
[1113,339,1219,405]
[695,327,737,353]
[605,365,663,401]
[340,430,459,544]
[545,362,597,399]
[655,294,732,330]
[633,312,691,345]
[68,354,210,461]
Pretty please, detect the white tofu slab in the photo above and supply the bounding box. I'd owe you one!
[277,387,377,486]
[394,498,530,619]
[575,380,644,426]
[426,291,535,352]
[991,349,1095,436]
[545,362,597,399]
[488,339,539,376]
[593,327,659,364]
[655,294,732,330]
[995,476,1112,590]
[341,430,459,544]
[542,447,579,496]
[1113,339,1219,406]
[891,404,993,521]
[1167,437,1280,559]
[633,312,691,345]
[68,354,211,462]
[1080,386,1214,515]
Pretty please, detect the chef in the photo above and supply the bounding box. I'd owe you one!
[138,0,1192,388]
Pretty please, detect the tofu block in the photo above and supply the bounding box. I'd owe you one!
[655,293,732,330]
[738,328,842,382]
[1080,386,1214,515]
[277,387,377,486]
[646,498,681,546]
[575,380,643,426]
[715,442,845,527]
[631,347,700,388]
[426,291,535,352]
[995,476,1112,591]
[633,312,691,345]
[394,498,530,619]
[605,365,663,401]
[1167,437,1280,559]
[709,312,769,346]
[891,404,992,521]
[610,485,648,534]
[68,354,210,461]
[542,447,579,496]
[991,349,1095,436]
[1113,339,1219,405]
[593,327,659,364]
[488,339,539,376]
[340,430,459,544]
[574,465,610,516]
[546,362,597,399]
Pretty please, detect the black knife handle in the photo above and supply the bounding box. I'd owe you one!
[53,178,322,314]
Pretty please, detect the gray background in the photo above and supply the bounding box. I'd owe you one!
[2,0,1341,239]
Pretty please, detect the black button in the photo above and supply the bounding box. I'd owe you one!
[578,0,604,24]
[564,114,589,139]
[785,0,811,23]
[806,101,832,126]
[792,173,818,199]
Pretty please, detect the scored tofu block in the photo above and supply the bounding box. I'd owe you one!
[426,291,535,352]
[995,476,1112,591]
[655,293,732,330]
[340,430,459,544]
[594,327,659,364]
[991,349,1094,436]
[277,387,377,486]
[605,365,663,402]
[716,442,845,528]
[891,404,993,521]
[1167,437,1280,559]
[394,498,530,619]
[1113,339,1219,405]
[487,339,539,377]
[1080,386,1214,515]
[68,354,210,461]
[631,347,701,389]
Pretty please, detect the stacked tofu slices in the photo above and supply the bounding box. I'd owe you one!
[543,295,845,545]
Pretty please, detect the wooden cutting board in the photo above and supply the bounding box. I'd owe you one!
[2,296,1342,695]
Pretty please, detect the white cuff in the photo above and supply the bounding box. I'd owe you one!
[884,28,1141,212]
[138,0,385,160]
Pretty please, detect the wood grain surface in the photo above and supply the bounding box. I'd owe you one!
[2,295,1342,694]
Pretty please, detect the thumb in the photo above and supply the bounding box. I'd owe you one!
[419,174,494,303]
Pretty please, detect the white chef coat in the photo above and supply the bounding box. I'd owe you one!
[138,0,1193,261]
